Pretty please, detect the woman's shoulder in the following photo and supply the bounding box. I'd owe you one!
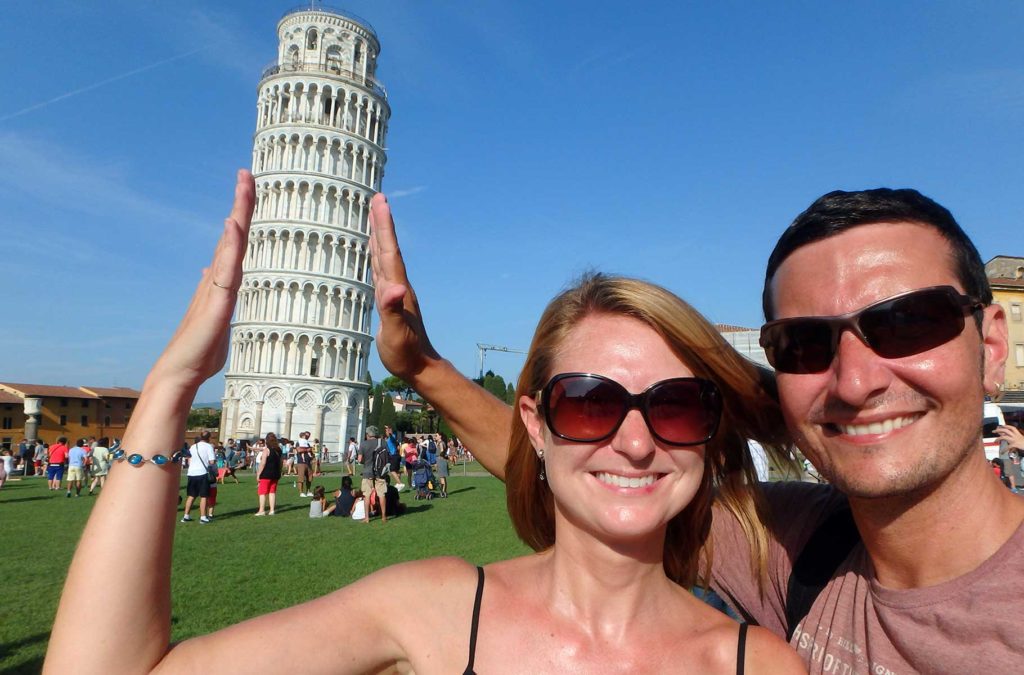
[694,622,805,674]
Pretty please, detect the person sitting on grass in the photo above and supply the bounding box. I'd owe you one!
[308,485,327,518]
[324,476,356,517]
[44,174,801,674]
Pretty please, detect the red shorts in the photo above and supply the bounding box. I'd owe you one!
[207,486,218,506]
[257,478,279,495]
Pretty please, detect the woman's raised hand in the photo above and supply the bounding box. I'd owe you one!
[148,169,255,392]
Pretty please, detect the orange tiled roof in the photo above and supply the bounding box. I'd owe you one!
[79,386,141,399]
[0,383,99,399]
[0,390,23,404]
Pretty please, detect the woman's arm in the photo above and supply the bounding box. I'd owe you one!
[368,194,513,478]
[45,171,257,674]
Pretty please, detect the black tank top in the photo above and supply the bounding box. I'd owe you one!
[462,567,749,674]
[258,448,282,480]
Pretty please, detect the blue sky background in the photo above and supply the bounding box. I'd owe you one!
[1,1,1020,404]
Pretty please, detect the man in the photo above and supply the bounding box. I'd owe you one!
[66,439,89,497]
[46,437,69,491]
[345,436,357,476]
[357,426,388,523]
[382,424,402,487]
[18,438,32,477]
[294,431,313,496]
[181,431,216,524]
[367,188,1020,671]
[33,440,46,476]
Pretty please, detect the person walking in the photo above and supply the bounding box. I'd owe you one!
[181,431,216,524]
[87,438,112,495]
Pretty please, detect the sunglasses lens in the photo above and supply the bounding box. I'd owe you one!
[765,320,836,374]
[547,376,624,442]
[647,379,720,445]
[861,289,965,358]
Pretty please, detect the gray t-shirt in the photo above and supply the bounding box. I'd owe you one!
[710,481,1024,673]
[359,439,383,479]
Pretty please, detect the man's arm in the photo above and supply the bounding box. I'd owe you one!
[368,194,513,478]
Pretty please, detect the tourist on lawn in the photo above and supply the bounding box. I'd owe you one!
[44,174,800,674]
[66,439,89,498]
[295,432,313,497]
[181,432,216,523]
[402,437,417,489]
[325,475,356,517]
[87,438,111,495]
[358,426,389,524]
[254,433,283,516]
[435,436,450,498]
[309,485,327,518]
[46,437,69,491]
[345,436,357,476]
[0,449,12,489]
[19,438,33,477]
[33,440,46,476]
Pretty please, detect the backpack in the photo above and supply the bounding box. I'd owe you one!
[371,443,389,479]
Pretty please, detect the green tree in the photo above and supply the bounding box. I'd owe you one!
[505,382,516,405]
[380,375,413,397]
[393,411,415,433]
[186,408,220,430]
[378,395,397,430]
[366,391,384,429]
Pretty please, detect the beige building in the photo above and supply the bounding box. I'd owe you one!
[986,256,1024,400]
[0,383,141,449]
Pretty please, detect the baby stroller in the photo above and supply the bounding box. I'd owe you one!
[412,459,436,500]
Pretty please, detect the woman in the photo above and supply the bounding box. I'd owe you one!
[402,437,418,489]
[255,433,283,516]
[87,437,111,495]
[435,434,450,498]
[45,175,802,673]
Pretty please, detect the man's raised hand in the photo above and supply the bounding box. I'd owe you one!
[368,193,440,381]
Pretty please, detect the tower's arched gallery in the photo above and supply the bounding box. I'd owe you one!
[221,6,389,449]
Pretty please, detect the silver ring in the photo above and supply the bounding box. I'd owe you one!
[212,279,232,290]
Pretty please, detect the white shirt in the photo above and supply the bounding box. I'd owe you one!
[296,438,312,449]
[186,441,216,477]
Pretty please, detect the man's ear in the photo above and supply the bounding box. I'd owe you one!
[518,394,546,455]
[981,303,1009,396]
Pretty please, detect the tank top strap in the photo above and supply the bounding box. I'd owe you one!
[736,622,749,675]
[463,565,485,675]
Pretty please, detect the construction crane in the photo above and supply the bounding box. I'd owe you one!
[477,343,527,379]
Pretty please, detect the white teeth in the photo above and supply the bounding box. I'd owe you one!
[838,415,920,436]
[595,472,656,488]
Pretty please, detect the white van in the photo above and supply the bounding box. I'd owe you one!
[983,402,1005,460]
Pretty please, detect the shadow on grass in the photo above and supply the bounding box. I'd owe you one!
[445,486,477,496]
[0,495,55,504]
[0,630,50,673]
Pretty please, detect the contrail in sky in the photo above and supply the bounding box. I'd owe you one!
[0,47,209,123]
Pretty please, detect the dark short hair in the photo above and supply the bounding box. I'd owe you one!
[762,188,992,320]
[341,475,353,490]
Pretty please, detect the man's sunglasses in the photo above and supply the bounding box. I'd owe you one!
[759,285,984,375]
[536,373,722,447]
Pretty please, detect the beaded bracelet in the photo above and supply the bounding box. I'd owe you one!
[111,448,174,467]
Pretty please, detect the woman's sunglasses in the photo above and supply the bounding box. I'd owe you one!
[759,285,984,375]
[536,373,722,447]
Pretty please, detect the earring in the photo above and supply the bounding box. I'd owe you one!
[537,449,546,482]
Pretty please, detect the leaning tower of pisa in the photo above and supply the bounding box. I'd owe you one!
[220,5,389,451]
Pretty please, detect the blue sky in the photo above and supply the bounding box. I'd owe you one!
[1,1,1020,404]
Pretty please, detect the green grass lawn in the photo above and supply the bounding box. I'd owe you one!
[0,465,529,673]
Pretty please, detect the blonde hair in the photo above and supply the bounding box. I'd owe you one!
[505,273,792,588]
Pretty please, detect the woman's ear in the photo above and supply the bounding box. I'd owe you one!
[518,394,546,455]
